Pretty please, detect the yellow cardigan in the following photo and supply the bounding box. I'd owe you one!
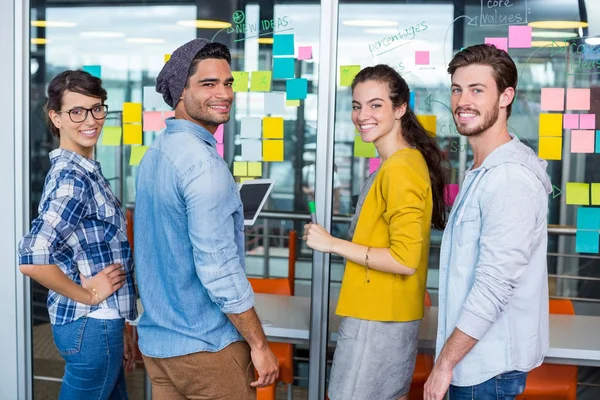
[336,148,433,322]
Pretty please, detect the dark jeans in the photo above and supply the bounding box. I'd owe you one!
[450,371,528,400]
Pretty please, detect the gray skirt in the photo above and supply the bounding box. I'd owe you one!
[328,316,421,400]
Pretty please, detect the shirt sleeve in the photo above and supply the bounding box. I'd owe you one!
[18,174,89,266]
[182,156,254,315]
[380,162,427,270]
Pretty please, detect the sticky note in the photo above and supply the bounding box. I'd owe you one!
[508,25,532,48]
[263,117,284,139]
[592,184,600,206]
[415,51,430,65]
[143,86,167,110]
[143,111,165,132]
[164,54,171,63]
[286,99,300,107]
[445,184,460,206]
[265,93,285,115]
[286,78,308,100]
[539,114,563,137]
[250,71,272,92]
[241,140,262,161]
[563,114,579,130]
[417,115,437,136]
[273,58,295,79]
[369,158,381,174]
[340,65,361,87]
[233,161,248,176]
[580,114,596,129]
[216,143,224,157]
[129,146,148,166]
[298,46,312,60]
[571,130,595,153]
[566,88,591,111]
[566,182,590,205]
[538,137,562,160]
[354,135,376,158]
[240,177,254,183]
[123,102,142,123]
[596,131,600,153]
[123,124,143,145]
[578,206,600,228]
[263,140,284,162]
[241,117,262,139]
[232,71,249,92]
[540,88,565,111]
[576,230,599,253]
[214,124,224,143]
[273,34,295,56]
[485,37,508,52]
[247,162,262,177]
[164,110,174,119]
[101,126,122,146]
[409,91,415,110]
[82,65,101,78]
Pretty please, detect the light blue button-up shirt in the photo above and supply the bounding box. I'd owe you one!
[134,118,254,358]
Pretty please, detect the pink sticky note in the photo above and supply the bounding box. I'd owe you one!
[445,184,459,206]
[540,88,565,111]
[163,110,175,119]
[485,37,508,52]
[214,124,224,143]
[563,114,579,129]
[216,143,224,157]
[566,88,591,111]
[580,114,596,129]
[298,46,313,61]
[571,130,595,153]
[143,111,166,131]
[369,158,381,174]
[508,25,532,48]
[415,51,430,65]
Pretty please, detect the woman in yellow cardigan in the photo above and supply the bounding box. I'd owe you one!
[303,64,447,400]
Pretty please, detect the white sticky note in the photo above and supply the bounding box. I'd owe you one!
[143,86,168,110]
[264,93,285,115]
[240,117,262,139]
[241,140,262,161]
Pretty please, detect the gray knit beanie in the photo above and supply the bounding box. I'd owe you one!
[156,38,211,108]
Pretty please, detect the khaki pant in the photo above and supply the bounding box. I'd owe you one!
[142,341,256,400]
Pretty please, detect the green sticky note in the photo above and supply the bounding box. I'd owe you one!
[566,182,590,205]
[354,135,376,158]
[247,162,262,177]
[592,183,600,205]
[83,65,101,78]
[286,100,300,107]
[129,146,148,166]
[101,126,122,146]
[340,65,361,87]
[233,161,248,176]
[232,71,249,92]
[250,71,272,92]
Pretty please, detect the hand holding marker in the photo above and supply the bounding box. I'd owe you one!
[309,201,317,224]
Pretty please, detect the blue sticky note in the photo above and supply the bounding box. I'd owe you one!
[596,131,600,153]
[410,91,415,110]
[83,65,101,78]
[286,78,308,100]
[273,57,295,79]
[577,207,600,230]
[273,34,295,56]
[576,230,599,253]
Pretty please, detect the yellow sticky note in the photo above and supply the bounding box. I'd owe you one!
[286,100,300,107]
[263,117,284,139]
[247,162,262,177]
[354,135,376,158]
[417,115,437,137]
[123,102,142,123]
[123,124,142,145]
[340,65,361,87]
[240,177,254,183]
[129,146,148,166]
[566,182,590,205]
[250,71,272,92]
[101,126,122,146]
[233,161,248,176]
[263,140,284,161]
[164,54,171,63]
[539,113,563,137]
[232,71,249,92]
[591,183,600,205]
[538,137,562,160]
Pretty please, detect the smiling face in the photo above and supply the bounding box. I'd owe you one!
[179,58,234,132]
[48,90,106,158]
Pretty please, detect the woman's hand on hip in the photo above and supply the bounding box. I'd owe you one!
[80,264,126,305]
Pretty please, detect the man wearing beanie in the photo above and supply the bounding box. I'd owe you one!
[134,38,279,399]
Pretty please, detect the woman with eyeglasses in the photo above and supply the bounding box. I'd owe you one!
[18,70,138,400]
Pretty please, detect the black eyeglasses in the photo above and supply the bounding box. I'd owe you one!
[60,104,109,123]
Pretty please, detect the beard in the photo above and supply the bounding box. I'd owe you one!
[453,100,500,137]
[184,97,231,127]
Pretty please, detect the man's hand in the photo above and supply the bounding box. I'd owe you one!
[123,327,136,372]
[250,346,279,388]
[424,363,453,400]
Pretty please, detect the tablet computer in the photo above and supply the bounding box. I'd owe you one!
[239,179,275,226]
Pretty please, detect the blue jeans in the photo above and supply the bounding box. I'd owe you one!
[450,371,528,400]
[52,317,128,400]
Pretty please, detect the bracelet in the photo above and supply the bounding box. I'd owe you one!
[364,246,371,283]
[90,287,100,302]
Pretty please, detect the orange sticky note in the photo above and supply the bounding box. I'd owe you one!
[263,140,284,162]
[123,124,142,145]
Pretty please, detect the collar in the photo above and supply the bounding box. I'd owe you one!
[49,148,100,173]
[165,117,217,148]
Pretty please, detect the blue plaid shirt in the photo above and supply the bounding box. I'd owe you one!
[18,149,138,325]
